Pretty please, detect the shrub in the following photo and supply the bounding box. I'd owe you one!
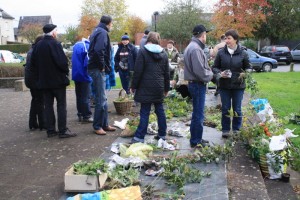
[0,44,31,54]
[242,39,257,51]
[0,64,24,77]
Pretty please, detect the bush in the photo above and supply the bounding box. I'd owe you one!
[0,64,24,77]
[242,39,257,51]
[0,44,31,54]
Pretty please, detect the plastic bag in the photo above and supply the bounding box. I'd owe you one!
[250,98,268,112]
[124,143,153,160]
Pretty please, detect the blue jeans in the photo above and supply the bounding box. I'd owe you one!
[88,69,108,130]
[119,70,130,94]
[75,81,92,119]
[134,103,167,142]
[188,82,206,145]
[219,89,244,132]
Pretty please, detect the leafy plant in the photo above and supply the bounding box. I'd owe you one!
[106,165,140,189]
[73,159,108,175]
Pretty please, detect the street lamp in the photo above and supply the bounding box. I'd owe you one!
[153,11,159,32]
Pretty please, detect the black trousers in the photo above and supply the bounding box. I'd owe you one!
[29,88,45,129]
[43,87,67,134]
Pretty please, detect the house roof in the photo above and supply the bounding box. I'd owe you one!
[18,15,52,29]
[0,8,15,20]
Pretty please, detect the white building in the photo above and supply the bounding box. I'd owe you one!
[0,8,15,45]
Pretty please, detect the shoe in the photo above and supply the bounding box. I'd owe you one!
[47,131,58,138]
[78,116,82,122]
[82,117,93,123]
[94,129,107,135]
[232,130,240,135]
[59,129,77,138]
[222,131,230,138]
[190,142,210,148]
[130,138,143,144]
[103,126,116,132]
[154,135,166,140]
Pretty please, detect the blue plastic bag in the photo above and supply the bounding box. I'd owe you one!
[250,99,268,112]
[67,192,101,200]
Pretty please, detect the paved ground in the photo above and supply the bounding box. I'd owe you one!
[272,62,300,72]
[0,88,299,200]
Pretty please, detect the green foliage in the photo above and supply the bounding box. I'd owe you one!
[63,25,79,45]
[0,65,24,77]
[0,44,31,54]
[164,94,192,118]
[81,0,129,42]
[106,165,140,188]
[254,0,300,43]
[242,39,257,50]
[73,159,108,175]
[156,0,209,52]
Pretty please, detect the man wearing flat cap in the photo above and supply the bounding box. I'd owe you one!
[31,23,77,138]
[184,24,213,148]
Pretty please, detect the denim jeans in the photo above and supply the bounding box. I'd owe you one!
[43,87,67,134]
[133,103,167,142]
[219,88,244,132]
[119,70,130,94]
[75,81,92,119]
[88,69,108,130]
[188,82,206,145]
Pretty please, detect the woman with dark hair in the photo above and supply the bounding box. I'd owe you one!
[24,35,45,130]
[130,32,170,143]
[212,29,251,138]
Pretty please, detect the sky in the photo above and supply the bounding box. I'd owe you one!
[0,0,218,33]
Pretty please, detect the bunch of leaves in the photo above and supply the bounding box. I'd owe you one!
[106,165,140,189]
[164,96,192,118]
[245,71,259,97]
[204,106,222,130]
[73,159,108,175]
[127,117,140,131]
[159,152,211,198]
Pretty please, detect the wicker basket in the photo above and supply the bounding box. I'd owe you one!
[113,89,134,115]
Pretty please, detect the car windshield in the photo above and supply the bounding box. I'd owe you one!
[275,47,289,52]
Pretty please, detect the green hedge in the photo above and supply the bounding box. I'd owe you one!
[0,44,31,53]
[0,65,24,77]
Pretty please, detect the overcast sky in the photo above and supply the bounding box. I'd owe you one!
[1,0,217,33]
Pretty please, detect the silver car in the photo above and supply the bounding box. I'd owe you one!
[291,43,300,61]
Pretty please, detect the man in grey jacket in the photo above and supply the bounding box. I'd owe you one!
[184,24,213,148]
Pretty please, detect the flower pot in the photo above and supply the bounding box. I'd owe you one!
[281,173,290,182]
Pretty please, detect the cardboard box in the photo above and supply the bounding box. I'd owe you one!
[64,167,107,192]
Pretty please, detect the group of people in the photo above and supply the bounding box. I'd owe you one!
[25,14,251,148]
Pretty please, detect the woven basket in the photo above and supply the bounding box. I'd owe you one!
[113,89,134,115]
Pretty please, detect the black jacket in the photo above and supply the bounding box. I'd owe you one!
[31,35,69,89]
[88,23,111,73]
[213,45,251,89]
[131,45,170,103]
[114,43,137,72]
[24,47,36,89]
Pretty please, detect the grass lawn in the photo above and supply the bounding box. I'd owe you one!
[252,72,300,145]
[68,77,122,89]
[0,63,24,67]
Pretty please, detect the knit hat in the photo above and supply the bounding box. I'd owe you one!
[43,24,57,34]
[144,29,150,35]
[168,40,175,45]
[121,33,130,40]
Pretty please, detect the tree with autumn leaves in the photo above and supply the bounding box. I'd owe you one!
[211,0,269,38]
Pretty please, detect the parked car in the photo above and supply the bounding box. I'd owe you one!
[0,50,21,63]
[246,48,278,72]
[259,45,292,65]
[12,53,25,62]
[291,42,300,61]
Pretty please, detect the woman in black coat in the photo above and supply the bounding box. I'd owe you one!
[212,29,251,138]
[24,35,45,130]
[130,32,170,143]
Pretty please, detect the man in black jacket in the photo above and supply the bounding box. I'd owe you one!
[31,24,77,138]
[88,15,116,135]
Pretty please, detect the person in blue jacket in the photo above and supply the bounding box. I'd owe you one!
[72,38,93,123]
[114,33,137,94]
